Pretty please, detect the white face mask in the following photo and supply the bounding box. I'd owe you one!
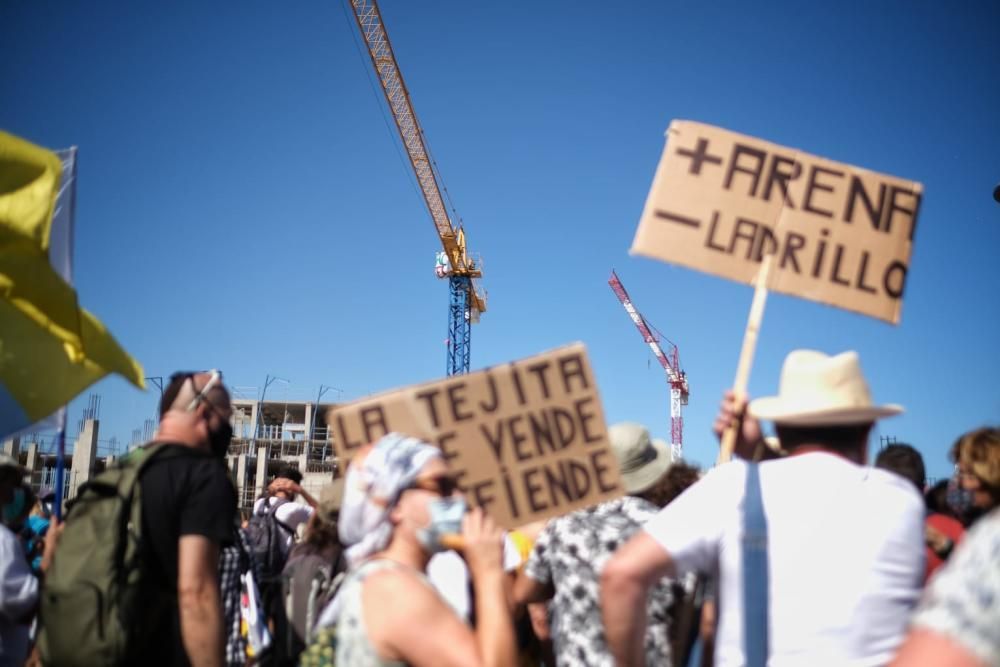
[415,496,466,554]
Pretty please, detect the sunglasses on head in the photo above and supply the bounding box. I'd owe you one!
[170,369,224,415]
[407,475,460,497]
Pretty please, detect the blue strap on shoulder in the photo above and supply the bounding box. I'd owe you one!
[742,462,770,667]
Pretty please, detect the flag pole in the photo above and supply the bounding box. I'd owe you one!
[54,408,67,520]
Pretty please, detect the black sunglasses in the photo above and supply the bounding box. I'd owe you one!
[407,475,460,497]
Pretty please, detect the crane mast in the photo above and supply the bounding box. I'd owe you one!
[608,271,689,460]
[346,0,486,375]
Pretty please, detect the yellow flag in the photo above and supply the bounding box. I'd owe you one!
[0,131,144,435]
[0,131,62,250]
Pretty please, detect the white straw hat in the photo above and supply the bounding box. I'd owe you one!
[609,422,672,494]
[749,350,903,426]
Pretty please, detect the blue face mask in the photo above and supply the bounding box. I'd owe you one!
[416,496,466,554]
[3,488,25,525]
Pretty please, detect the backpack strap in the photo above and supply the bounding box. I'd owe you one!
[256,496,298,536]
[64,442,197,514]
[742,462,770,667]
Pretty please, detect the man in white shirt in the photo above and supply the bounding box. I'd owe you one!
[602,350,925,666]
[253,467,317,548]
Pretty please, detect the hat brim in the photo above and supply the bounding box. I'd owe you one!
[621,439,673,494]
[749,397,903,425]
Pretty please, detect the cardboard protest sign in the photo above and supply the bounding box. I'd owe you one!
[326,344,624,529]
[632,120,922,324]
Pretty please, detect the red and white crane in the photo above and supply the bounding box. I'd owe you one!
[608,270,689,461]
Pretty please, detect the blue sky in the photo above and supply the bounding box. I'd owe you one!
[2,0,998,476]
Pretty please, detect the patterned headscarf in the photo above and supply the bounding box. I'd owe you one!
[338,433,442,565]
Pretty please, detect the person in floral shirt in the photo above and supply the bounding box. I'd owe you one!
[514,422,698,667]
[892,506,1000,666]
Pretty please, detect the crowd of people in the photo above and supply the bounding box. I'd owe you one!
[0,354,997,666]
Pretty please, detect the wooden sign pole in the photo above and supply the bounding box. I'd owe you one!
[718,257,772,464]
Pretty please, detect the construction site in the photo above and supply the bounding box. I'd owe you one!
[2,0,695,510]
[4,394,343,514]
[226,395,341,511]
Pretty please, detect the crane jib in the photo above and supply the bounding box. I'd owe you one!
[608,270,689,453]
[347,0,486,376]
[349,0,485,302]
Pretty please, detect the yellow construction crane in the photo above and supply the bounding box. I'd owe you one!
[346,0,486,375]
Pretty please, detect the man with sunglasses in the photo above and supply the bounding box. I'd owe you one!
[138,370,238,667]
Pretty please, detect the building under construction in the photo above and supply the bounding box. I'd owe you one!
[227,397,341,511]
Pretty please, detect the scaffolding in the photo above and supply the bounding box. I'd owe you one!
[227,397,342,512]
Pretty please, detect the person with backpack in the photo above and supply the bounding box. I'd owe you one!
[127,370,237,667]
[280,481,346,660]
[40,370,238,667]
[253,467,318,552]
[243,467,320,666]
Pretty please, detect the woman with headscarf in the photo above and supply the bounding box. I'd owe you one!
[312,433,515,667]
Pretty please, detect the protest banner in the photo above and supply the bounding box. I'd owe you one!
[632,120,922,324]
[631,121,923,459]
[326,343,624,529]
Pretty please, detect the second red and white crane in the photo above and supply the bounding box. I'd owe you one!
[608,270,689,461]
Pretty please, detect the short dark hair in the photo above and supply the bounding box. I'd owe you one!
[276,465,303,485]
[159,371,227,419]
[875,444,926,491]
[774,423,872,454]
[159,372,195,418]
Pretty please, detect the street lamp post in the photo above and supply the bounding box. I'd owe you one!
[145,376,164,397]
[250,374,288,450]
[145,376,163,420]
[311,384,343,462]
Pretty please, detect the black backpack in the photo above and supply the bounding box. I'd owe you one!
[244,498,298,666]
[245,497,295,579]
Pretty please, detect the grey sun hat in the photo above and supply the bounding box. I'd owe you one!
[317,478,345,524]
[652,438,675,463]
[609,422,672,494]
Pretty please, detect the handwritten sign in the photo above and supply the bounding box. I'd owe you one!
[632,120,923,323]
[326,344,624,528]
